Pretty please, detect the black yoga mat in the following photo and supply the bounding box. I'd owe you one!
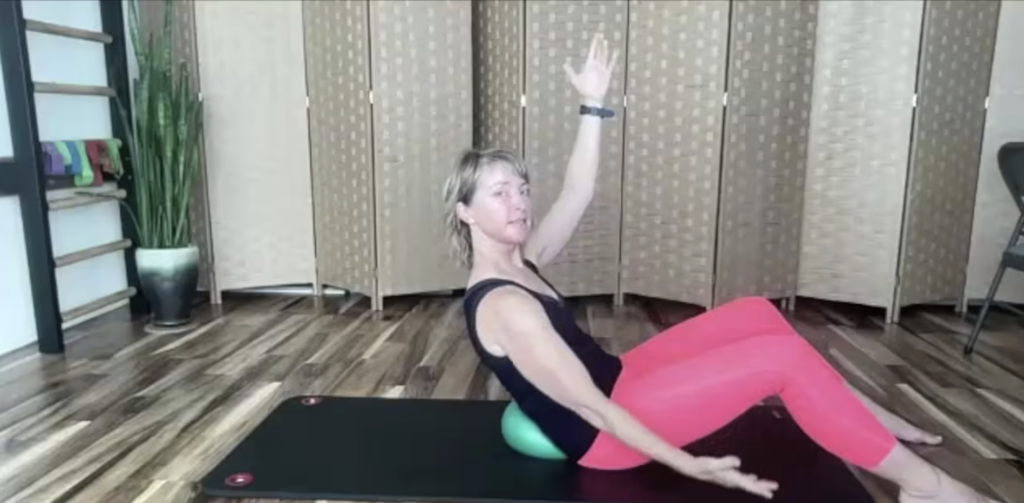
[200,396,875,503]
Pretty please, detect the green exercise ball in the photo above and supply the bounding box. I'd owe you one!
[501,401,567,460]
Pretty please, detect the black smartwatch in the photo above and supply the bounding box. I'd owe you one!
[580,104,615,119]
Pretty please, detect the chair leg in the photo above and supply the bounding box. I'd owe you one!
[965,263,1008,355]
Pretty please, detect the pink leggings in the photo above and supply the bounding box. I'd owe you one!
[577,296,897,470]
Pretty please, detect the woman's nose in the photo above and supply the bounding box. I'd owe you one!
[509,192,526,209]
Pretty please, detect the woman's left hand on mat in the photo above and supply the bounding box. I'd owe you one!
[686,455,779,499]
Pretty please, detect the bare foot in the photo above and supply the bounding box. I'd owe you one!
[899,469,1001,503]
[882,414,943,446]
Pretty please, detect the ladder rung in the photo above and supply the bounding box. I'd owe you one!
[55,238,132,267]
[34,82,116,98]
[24,20,113,44]
[61,287,136,325]
[48,188,126,210]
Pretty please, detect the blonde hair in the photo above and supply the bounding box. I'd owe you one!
[443,148,529,268]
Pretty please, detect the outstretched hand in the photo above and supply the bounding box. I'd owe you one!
[563,33,619,106]
[685,455,779,499]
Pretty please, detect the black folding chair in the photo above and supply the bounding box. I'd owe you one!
[965,142,1024,355]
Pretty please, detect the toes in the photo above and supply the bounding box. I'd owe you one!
[899,430,943,445]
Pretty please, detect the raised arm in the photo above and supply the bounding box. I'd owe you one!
[524,34,617,267]
[476,288,779,499]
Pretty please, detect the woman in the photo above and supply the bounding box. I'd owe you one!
[443,33,998,503]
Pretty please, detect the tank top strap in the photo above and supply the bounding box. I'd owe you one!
[463,278,539,357]
[522,259,565,303]
[463,277,537,319]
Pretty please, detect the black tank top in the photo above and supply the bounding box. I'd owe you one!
[462,260,623,460]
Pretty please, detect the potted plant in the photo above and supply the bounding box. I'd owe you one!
[116,0,205,330]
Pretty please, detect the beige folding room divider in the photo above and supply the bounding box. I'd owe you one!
[473,0,523,157]
[897,1,1000,311]
[304,0,473,309]
[798,1,925,317]
[618,0,730,308]
[477,0,820,309]
[368,1,473,305]
[525,1,629,298]
[799,0,999,322]
[303,0,474,309]
[142,0,473,309]
[141,0,1012,318]
[713,0,818,307]
[472,0,1005,319]
[194,0,317,296]
[472,0,823,309]
[303,0,377,304]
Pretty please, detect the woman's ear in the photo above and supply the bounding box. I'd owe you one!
[456,201,474,226]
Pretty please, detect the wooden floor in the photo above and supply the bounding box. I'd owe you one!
[1,292,1022,503]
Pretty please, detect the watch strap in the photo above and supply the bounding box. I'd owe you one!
[579,104,615,118]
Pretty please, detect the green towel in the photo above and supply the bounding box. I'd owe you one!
[105,138,123,177]
[73,140,94,186]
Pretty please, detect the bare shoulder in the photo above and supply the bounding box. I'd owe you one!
[474,285,549,352]
[476,284,543,326]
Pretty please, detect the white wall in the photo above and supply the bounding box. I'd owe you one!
[0,196,39,355]
[0,0,128,357]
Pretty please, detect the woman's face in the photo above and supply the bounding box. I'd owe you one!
[459,164,532,245]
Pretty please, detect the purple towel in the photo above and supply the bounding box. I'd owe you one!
[42,143,64,175]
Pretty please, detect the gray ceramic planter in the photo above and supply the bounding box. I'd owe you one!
[136,246,199,327]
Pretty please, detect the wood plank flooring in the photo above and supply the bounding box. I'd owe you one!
[0,292,1022,503]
